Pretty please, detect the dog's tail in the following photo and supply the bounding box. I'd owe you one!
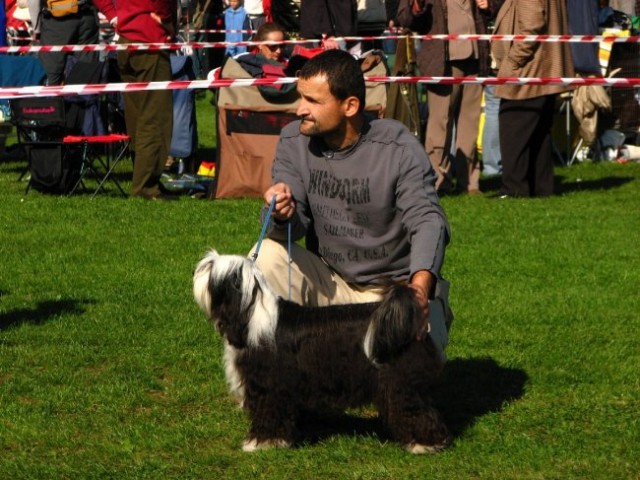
[363,285,424,364]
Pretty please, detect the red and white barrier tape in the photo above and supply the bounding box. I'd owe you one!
[2,76,639,100]
[2,33,640,54]
[340,33,640,43]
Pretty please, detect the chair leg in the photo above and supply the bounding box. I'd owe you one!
[91,142,129,199]
[68,143,90,196]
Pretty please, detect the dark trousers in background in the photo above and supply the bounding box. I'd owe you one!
[499,95,556,197]
[117,37,173,199]
[39,9,100,85]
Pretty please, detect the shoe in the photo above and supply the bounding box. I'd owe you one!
[489,191,514,199]
[135,190,179,201]
[467,189,483,196]
[149,193,179,201]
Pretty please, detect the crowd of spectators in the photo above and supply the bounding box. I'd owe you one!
[1,0,639,199]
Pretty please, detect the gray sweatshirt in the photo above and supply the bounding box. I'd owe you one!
[265,118,450,285]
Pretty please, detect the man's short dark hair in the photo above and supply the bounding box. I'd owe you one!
[298,50,366,112]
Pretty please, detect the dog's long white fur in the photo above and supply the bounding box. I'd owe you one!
[193,250,280,403]
[193,250,279,347]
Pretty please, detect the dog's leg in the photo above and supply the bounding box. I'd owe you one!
[239,352,297,452]
[376,341,450,454]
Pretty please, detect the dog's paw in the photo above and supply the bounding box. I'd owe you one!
[242,438,292,452]
[405,441,448,455]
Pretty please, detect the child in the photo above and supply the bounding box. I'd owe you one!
[224,0,250,57]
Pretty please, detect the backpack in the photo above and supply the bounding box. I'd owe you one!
[46,0,82,18]
[28,144,82,194]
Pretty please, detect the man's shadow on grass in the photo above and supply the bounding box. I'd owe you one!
[554,175,634,194]
[433,357,528,437]
[0,297,90,330]
[297,357,528,445]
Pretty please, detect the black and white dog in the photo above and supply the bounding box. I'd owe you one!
[193,249,450,453]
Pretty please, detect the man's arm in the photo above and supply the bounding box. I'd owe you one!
[261,128,312,242]
[505,0,545,70]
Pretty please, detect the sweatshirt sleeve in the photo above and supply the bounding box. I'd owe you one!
[395,137,450,280]
[264,129,312,243]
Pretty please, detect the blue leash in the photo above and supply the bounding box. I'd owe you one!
[252,194,293,300]
[251,194,277,263]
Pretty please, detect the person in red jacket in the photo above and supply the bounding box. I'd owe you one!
[94,0,177,200]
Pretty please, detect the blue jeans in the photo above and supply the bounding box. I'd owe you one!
[482,84,502,176]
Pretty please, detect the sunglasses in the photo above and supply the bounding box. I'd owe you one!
[264,44,283,52]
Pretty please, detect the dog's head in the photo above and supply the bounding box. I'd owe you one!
[193,249,278,349]
[364,284,425,364]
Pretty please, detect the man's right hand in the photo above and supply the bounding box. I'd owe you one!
[264,183,296,221]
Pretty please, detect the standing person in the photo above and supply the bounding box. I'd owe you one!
[0,2,6,48]
[255,49,453,367]
[481,84,502,176]
[396,0,503,195]
[492,0,574,197]
[244,0,267,31]
[35,0,110,85]
[298,0,358,41]
[94,0,177,200]
[223,0,250,57]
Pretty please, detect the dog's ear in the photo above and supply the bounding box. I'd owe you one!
[364,285,422,364]
[211,268,252,349]
[193,250,219,316]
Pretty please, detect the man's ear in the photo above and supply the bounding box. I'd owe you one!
[343,95,362,118]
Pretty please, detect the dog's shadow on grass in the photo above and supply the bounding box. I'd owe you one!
[297,356,527,446]
[0,297,91,330]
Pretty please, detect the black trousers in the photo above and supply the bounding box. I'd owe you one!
[299,0,357,38]
[39,9,100,86]
[499,95,556,197]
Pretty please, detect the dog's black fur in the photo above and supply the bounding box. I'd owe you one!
[193,250,450,453]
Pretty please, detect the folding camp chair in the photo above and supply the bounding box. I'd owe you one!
[11,96,78,194]
[64,133,130,198]
[11,96,130,197]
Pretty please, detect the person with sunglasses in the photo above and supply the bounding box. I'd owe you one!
[253,22,286,63]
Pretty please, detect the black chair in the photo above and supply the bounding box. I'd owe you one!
[11,96,129,197]
[11,96,80,194]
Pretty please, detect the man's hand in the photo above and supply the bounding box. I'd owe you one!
[264,183,296,221]
[150,12,175,37]
[408,270,435,339]
[321,36,341,50]
[411,0,426,14]
[475,0,489,9]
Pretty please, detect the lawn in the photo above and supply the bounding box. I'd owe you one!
[0,92,639,479]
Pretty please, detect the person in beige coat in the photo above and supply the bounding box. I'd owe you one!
[397,0,503,195]
[492,0,574,197]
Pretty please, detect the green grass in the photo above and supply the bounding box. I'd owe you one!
[1,95,639,478]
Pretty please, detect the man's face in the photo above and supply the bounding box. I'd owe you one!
[229,0,241,9]
[258,31,284,61]
[296,75,347,138]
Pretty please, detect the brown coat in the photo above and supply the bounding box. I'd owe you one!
[492,0,575,100]
[396,0,503,77]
